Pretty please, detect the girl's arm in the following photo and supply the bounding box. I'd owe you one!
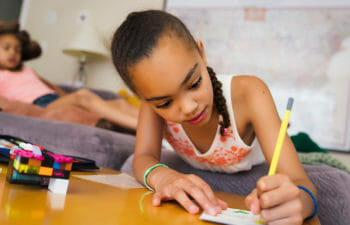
[234,76,317,224]
[133,102,227,215]
[132,102,165,182]
[39,77,66,96]
[32,69,66,96]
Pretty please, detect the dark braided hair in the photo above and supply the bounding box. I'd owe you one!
[207,66,231,136]
[111,10,230,135]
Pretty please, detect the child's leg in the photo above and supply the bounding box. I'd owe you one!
[106,99,139,119]
[95,118,136,135]
[46,89,138,130]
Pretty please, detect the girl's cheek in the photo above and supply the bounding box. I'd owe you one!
[162,111,182,123]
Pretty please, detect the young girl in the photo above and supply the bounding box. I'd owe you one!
[0,21,138,132]
[111,10,317,224]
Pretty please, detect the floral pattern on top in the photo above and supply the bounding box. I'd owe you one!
[164,121,251,167]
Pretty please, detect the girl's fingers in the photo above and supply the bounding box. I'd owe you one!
[183,183,220,215]
[189,175,216,201]
[245,188,257,207]
[152,189,200,214]
[250,197,260,215]
[152,192,162,206]
[174,190,199,214]
[188,174,227,210]
[173,190,201,214]
[257,174,290,193]
[245,189,261,214]
[152,174,224,216]
[257,178,300,209]
[260,185,300,209]
[255,175,303,224]
[217,198,228,209]
[260,199,303,223]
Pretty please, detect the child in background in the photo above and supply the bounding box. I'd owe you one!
[111,10,318,224]
[0,21,138,132]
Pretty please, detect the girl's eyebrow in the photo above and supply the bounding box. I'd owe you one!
[146,63,198,101]
[181,63,198,86]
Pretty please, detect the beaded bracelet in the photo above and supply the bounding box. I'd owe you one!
[297,185,318,220]
[143,163,169,192]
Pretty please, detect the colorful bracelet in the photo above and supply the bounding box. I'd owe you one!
[297,185,318,220]
[143,163,169,192]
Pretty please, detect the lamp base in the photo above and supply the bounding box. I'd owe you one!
[71,81,84,88]
[72,55,87,87]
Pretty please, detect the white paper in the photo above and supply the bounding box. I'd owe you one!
[73,173,144,189]
[200,208,266,225]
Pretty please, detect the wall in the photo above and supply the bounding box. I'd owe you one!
[22,0,164,91]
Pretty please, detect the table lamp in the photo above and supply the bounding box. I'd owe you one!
[62,23,109,86]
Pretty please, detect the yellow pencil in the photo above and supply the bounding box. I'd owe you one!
[268,97,294,176]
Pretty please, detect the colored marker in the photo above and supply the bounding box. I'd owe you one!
[268,97,294,176]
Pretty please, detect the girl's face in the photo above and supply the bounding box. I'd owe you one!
[0,34,21,70]
[129,34,214,127]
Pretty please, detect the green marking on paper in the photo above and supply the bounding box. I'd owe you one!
[234,210,249,214]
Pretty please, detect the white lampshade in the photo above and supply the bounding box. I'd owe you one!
[63,23,110,58]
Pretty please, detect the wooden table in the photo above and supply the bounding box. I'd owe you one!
[0,164,320,225]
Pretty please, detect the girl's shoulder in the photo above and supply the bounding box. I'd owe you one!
[229,75,268,100]
[228,75,272,120]
[21,65,35,72]
[19,66,38,78]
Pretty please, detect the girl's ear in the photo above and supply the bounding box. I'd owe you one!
[196,40,208,65]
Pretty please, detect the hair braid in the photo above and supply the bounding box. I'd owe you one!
[207,67,231,136]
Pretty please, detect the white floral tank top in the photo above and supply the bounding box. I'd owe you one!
[163,74,265,173]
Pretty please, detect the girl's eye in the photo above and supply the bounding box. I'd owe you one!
[156,100,173,109]
[189,76,202,90]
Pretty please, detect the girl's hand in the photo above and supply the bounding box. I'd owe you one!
[245,174,303,225]
[151,168,228,216]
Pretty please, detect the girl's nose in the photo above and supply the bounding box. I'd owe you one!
[180,96,198,117]
[9,48,17,56]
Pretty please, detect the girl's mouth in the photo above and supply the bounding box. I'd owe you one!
[187,108,206,125]
[8,58,17,64]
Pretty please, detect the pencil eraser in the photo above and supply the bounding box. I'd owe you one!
[287,98,294,110]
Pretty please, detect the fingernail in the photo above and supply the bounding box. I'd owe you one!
[189,205,198,213]
[208,207,217,216]
[260,182,266,190]
[215,206,222,214]
[250,204,256,214]
[152,199,158,205]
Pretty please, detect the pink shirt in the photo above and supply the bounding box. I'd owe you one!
[0,66,54,103]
